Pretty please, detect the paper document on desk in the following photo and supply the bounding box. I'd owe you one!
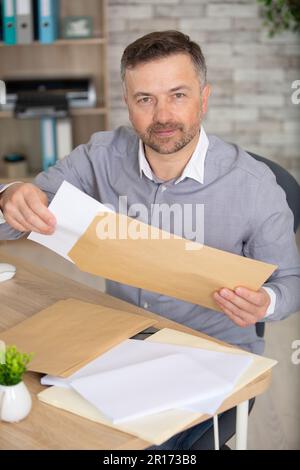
[146,328,278,393]
[69,354,245,423]
[41,339,252,395]
[28,181,276,311]
[38,327,277,445]
[42,338,252,421]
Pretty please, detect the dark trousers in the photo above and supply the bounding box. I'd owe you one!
[147,418,214,450]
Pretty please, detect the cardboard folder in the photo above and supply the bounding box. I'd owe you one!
[0,298,156,377]
[68,212,277,311]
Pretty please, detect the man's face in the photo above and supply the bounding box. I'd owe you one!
[124,53,210,155]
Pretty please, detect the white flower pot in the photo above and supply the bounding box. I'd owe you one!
[0,381,32,422]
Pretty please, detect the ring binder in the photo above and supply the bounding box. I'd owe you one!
[16,0,33,44]
[37,0,58,44]
[2,0,17,45]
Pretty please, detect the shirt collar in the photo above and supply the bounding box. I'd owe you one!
[138,127,209,185]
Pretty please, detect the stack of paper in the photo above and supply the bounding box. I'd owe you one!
[41,338,253,423]
[38,328,277,445]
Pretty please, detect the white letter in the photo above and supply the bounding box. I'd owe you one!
[291,339,300,365]
[291,80,300,105]
[96,213,116,240]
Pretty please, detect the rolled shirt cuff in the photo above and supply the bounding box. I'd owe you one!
[0,181,23,224]
[261,286,276,317]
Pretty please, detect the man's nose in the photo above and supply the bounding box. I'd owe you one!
[153,99,173,123]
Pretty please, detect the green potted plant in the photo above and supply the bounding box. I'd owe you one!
[0,345,33,422]
[257,0,300,36]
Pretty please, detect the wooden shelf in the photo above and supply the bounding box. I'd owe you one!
[71,106,108,116]
[0,0,109,170]
[0,174,36,184]
[0,110,12,119]
[0,38,106,47]
[0,107,108,119]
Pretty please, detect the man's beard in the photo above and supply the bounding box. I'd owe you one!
[139,121,200,154]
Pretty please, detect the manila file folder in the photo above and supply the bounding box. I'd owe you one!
[68,212,277,311]
[0,298,157,377]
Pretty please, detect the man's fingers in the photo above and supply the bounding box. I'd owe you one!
[24,191,56,227]
[4,194,55,234]
[4,210,31,233]
[213,285,269,327]
[218,288,258,314]
[234,286,264,307]
[18,197,55,234]
[214,292,257,325]
[1,183,55,234]
[5,215,29,233]
[221,307,249,328]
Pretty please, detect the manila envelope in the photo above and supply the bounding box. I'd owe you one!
[0,298,157,377]
[68,212,277,311]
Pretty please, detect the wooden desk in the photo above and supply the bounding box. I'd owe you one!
[0,252,272,450]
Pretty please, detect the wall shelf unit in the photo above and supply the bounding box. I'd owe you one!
[0,0,109,182]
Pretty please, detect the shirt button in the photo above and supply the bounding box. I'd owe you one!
[143,302,149,309]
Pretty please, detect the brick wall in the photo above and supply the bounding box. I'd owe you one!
[107,0,300,182]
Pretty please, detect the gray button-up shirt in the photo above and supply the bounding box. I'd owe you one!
[1,126,299,354]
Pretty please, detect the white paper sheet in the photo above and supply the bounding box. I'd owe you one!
[147,328,277,393]
[28,180,113,261]
[70,353,234,423]
[41,339,252,393]
[41,339,252,422]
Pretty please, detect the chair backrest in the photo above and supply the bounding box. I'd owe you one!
[247,152,300,232]
[190,153,300,450]
[247,152,300,338]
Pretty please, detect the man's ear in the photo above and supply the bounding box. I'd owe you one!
[201,84,211,115]
[122,82,128,105]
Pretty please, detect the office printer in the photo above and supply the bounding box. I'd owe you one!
[2,77,97,118]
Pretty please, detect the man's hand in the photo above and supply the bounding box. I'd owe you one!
[0,183,56,234]
[213,286,271,327]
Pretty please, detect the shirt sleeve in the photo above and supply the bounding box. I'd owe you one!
[243,167,300,321]
[0,140,95,240]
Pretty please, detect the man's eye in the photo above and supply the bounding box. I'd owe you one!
[138,97,151,104]
[174,93,185,99]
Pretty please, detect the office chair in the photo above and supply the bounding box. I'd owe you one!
[190,152,300,450]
